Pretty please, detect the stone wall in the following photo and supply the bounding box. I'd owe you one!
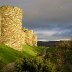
[23,28,37,46]
[32,34,37,46]
[0,5,37,51]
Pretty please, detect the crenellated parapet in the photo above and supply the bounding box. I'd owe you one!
[0,5,37,51]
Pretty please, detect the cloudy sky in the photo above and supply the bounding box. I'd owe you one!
[0,0,72,41]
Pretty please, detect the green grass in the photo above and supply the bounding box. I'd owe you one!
[0,44,23,63]
[22,45,44,57]
[0,44,44,70]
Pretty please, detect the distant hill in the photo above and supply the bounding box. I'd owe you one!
[37,41,60,47]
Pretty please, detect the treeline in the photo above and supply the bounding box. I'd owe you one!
[37,40,72,47]
[37,41,60,47]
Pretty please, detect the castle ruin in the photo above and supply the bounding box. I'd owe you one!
[0,5,37,51]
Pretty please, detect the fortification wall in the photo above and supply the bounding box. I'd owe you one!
[0,5,37,51]
[0,6,25,51]
[32,34,37,46]
[23,28,37,46]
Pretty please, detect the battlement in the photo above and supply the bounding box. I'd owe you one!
[0,5,37,51]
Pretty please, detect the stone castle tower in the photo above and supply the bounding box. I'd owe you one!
[0,5,37,51]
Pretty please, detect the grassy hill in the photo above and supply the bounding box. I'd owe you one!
[0,41,72,72]
[0,44,44,70]
[22,45,44,57]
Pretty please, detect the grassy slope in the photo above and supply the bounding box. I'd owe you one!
[0,44,44,69]
[0,44,23,69]
[0,44,21,63]
[22,45,44,57]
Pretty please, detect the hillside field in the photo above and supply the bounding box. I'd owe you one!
[0,44,44,70]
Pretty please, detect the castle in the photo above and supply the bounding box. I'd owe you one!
[0,5,37,51]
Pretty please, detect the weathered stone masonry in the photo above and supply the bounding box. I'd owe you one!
[0,5,37,51]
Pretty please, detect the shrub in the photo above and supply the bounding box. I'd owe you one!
[14,57,51,72]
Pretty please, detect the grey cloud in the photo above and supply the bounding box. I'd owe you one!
[0,0,26,7]
[37,31,72,41]
[24,0,72,22]
[23,20,72,41]
[53,30,72,37]
[36,28,72,41]
[23,20,72,31]
[0,0,72,22]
